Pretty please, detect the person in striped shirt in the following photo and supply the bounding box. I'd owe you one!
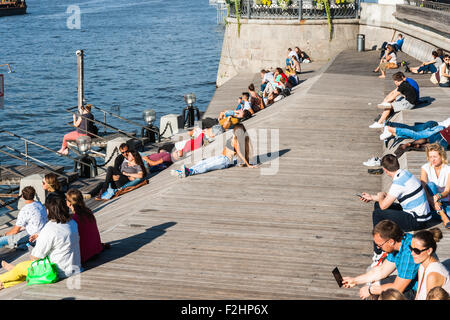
[359,154,431,262]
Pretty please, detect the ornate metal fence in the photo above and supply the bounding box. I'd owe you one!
[227,0,359,20]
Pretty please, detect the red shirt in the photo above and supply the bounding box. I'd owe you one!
[440,127,450,142]
[73,213,103,263]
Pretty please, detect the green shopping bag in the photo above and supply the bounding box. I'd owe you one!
[26,257,59,286]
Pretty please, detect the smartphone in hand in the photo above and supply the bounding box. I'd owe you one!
[332,267,344,287]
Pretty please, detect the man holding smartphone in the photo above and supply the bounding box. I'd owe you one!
[342,220,419,300]
[359,154,431,264]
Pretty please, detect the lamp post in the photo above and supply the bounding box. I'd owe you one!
[73,136,98,178]
[183,93,200,129]
[141,109,159,143]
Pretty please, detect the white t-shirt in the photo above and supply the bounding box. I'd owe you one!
[421,163,450,202]
[388,169,431,221]
[263,72,274,83]
[242,100,252,111]
[15,201,48,236]
[31,219,81,278]
[288,50,299,61]
[416,261,450,300]
[387,52,397,64]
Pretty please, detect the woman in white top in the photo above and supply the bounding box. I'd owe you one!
[0,196,81,289]
[411,228,450,300]
[420,142,450,228]
[438,55,450,87]
[373,44,398,79]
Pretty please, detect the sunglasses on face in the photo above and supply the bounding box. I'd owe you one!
[121,150,129,155]
[409,245,429,255]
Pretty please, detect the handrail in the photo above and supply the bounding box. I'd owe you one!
[66,105,161,143]
[65,107,148,146]
[0,147,71,184]
[90,104,161,138]
[0,130,107,173]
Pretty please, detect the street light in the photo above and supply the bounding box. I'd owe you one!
[74,135,98,178]
[183,93,200,129]
[141,109,159,143]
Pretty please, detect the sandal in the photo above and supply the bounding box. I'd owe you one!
[368,168,383,175]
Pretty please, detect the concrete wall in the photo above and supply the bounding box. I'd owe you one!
[359,2,450,62]
[216,18,360,87]
[216,2,450,87]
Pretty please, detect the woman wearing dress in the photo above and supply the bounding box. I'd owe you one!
[411,228,450,300]
[420,143,450,228]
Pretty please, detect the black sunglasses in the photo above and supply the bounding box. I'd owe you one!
[409,245,429,255]
[121,150,129,155]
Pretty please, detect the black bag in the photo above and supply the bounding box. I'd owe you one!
[283,88,291,96]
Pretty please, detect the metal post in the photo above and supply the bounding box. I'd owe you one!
[247,0,250,18]
[298,0,303,21]
[76,50,84,110]
[24,141,28,166]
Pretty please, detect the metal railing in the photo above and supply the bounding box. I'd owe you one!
[65,105,161,148]
[228,0,359,20]
[0,130,107,184]
[404,0,450,12]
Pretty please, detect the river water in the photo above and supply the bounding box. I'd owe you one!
[0,0,224,168]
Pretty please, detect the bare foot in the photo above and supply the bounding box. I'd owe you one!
[0,282,3,290]
[378,75,386,79]
[1,261,14,271]
[438,211,450,227]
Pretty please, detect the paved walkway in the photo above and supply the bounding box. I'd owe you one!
[0,50,448,300]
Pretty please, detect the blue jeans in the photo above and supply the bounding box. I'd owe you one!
[426,182,450,215]
[0,230,29,249]
[387,121,443,140]
[417,64,437,74]
[429,132,449,149]
[189,155,231,175]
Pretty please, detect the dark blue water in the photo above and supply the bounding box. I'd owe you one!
[0,0,224,168]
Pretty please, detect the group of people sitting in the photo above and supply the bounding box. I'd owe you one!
[0,173,108,289]
[373,34,449,87]
[342,58,450,299]
[169,47,310,179]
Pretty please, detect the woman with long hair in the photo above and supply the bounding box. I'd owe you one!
[171,123,256,178]
[43,173,65,206]
[420,143,450,228]
[57,104,94,155]
[96,149,147,198]
[0,196,81,289]
[411,228,450,300]
[66,189,104,263]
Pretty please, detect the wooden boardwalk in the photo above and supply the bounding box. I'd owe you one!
[0,50,448,300]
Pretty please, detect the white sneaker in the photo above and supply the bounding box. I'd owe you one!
[377,102,391,109]
[379,127,393,140]
[369,122,384,129]
[363,156,380,167]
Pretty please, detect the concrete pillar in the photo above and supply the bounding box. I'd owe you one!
[105,137,130,168]
[18,173,46,210]
[160,114,183,138]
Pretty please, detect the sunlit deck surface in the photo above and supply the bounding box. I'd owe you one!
[0,49,449,300]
